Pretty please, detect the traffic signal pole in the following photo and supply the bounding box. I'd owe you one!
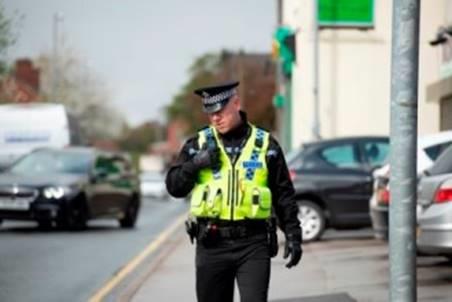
[273,25,296,152]
[285,77,292,151]
[389,0,420,301]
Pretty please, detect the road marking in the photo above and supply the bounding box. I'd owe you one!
[89,212,187,302]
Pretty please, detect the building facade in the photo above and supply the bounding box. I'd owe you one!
[281,0,449,148]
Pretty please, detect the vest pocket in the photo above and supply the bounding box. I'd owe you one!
[190,184,223,218]
[240,186,272,219]
[206,187,222,217]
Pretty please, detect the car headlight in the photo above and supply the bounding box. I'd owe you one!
[43,186,72,199]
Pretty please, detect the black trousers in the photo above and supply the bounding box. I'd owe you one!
[195,234,270,302]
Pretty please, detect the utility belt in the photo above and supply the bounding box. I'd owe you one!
[185,218,279,257]
[200,219,267,239]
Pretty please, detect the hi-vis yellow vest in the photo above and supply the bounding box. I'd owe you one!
[190,124,272,220]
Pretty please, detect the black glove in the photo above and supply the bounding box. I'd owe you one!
[191,146,220,171]
[283,233,302,268]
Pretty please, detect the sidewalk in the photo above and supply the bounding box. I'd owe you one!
[129,228,452,302]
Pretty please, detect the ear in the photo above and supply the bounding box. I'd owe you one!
[232,95,241,110]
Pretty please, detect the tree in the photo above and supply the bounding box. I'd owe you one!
[0,1,21,75]
[0,4,25,105]
[166,50,276,135]
[35,48,126,142]
[166,53,221,133]
[118,121,165,153]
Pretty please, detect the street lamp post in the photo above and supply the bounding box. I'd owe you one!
[52,12,64,101]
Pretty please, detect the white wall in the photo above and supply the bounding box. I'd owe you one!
[282,0,445,148]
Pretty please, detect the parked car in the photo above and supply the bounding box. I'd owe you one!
[140,171,168,200]
[0,147,141,230]
[368,165,391,239]
[369,131,452,239]
[288,136,389,242]
[417,144,452,258]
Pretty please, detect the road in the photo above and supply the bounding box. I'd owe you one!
[3,204,452,302]
[0,197,188,302]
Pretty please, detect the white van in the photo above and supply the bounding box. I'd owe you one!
[0,103,81,169]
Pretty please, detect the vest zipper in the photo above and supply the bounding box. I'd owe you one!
[227,170,231,206]
[219,126,252,220]
[230,163,236,220]
[235,170,239,206]
[230,156,240,220]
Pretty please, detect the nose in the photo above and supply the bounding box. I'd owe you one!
[211,112,221,122]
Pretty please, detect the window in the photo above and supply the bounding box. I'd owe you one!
[320,144,361,168]
[425,141,452,161]
[363,141,389,167]
[111,156,131,175]
[428,145,452,175]
[287,149,305,170]
[94,155,119,175]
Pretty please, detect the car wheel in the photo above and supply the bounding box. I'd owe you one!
[297,200,325,242]
[60,200,88,231]
[120,197,140,228]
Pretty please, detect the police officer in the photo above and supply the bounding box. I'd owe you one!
[166,81,302,302]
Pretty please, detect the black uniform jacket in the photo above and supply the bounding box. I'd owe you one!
[165,112,301,240]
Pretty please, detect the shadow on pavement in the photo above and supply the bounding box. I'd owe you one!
[271,292,357,302]
[320,228,375,242]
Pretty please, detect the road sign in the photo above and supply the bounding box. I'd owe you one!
[318,0,374,29]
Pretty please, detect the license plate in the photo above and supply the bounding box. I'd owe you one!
[0,197,32,210]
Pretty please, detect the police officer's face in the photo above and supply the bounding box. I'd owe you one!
[208,96,241,134]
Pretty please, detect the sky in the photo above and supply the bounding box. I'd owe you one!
[3,0,276,126]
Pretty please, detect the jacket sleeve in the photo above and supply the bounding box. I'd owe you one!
[165,136,199,198]
[266,136,302,241]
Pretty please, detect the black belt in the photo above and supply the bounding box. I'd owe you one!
[197,218,268,228]
[198,219,268,239]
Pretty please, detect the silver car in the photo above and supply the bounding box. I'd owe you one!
[417,145,452,258]
[139,171,168,200]
[370,131,452,240]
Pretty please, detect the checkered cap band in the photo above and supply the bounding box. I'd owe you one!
[203,89,236,106]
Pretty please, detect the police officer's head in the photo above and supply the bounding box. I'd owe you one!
[194,81,242,134]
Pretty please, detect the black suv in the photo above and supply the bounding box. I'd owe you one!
[287,136,389,242]
[0,147,141,230]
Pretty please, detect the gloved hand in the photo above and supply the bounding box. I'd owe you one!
[192,146,220,171]
[283,233,302,268]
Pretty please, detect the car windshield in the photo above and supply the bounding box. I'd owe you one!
[10,150,93,175]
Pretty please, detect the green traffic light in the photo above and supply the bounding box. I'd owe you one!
[273,26,296,76]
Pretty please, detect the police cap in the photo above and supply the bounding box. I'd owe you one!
[194,81,239,114]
